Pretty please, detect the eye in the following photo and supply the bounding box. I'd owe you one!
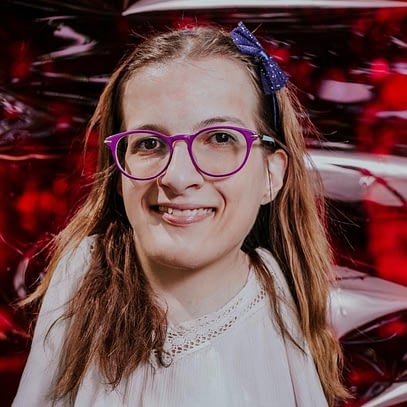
[208,131,238,144]
[129,136,166,153]
[138,137,161,150]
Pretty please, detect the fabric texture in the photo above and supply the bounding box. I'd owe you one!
[12,237,328,407]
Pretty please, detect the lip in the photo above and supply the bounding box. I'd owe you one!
[152,204,215,225]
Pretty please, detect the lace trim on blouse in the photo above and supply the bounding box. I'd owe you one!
[150,271,268,368]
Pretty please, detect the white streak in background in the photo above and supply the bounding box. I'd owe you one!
[14,257,29,298]
[393,62,407,74]
[310,151,407,179]
[35,24,97,61]
[391,36,407,48]
[377,110,407,120]
[330,266,407,338]
[0,154,61,160]
[318,79,373,103]
[35,71,108,83]
[353,62,407,75]
[124,0,407,15]
[0,232,24,256]
[361,383,407,407]
[309,150,407,206]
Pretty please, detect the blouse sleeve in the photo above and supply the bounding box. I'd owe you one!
[12,237,94,407]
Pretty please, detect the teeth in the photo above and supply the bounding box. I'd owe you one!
[158,206,213,217]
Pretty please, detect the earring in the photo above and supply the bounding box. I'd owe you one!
[268,170,275,203]
[270,180,276,202]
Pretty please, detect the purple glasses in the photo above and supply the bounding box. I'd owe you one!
[104,125,277,181]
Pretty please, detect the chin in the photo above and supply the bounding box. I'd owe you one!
[153,250,207,271]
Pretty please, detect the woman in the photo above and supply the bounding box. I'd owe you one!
[13,22,348,406]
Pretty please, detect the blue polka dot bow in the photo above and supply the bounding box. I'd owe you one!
[230,21,288,95]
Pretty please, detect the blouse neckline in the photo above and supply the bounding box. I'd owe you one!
[149,270,267,367]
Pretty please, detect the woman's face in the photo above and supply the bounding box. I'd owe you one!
[120,57,286,274]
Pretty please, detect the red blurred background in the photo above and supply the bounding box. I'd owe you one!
[0,1,406,406]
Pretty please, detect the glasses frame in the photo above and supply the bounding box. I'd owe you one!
[104,125,278,181]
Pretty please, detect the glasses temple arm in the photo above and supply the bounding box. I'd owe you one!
[259,134,289,154]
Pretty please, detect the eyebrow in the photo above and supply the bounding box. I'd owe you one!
[195,116,247,130]
[130,116,248,134]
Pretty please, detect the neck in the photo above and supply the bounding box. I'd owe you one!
[140,249,250,325]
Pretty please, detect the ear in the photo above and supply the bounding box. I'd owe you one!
[261,149,288,205]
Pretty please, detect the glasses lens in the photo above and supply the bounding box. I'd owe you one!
[116,132,170,179]
[192,128,248,176]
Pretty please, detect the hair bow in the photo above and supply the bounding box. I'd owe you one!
[230,21,288,95]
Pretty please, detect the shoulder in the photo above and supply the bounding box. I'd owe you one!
[43,235,96,311]
[255,247,292,299]
[11,236,97,407]
[59,234,96,268]
[255,247,304,344]
[51,235,96,285]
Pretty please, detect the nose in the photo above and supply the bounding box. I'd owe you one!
[159,141,204,192]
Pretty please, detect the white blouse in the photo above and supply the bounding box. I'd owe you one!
[12,237,328,407]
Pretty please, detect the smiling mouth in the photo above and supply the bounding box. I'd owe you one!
[156,206,215,217]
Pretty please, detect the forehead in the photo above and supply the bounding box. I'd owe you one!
[121,57,260,131]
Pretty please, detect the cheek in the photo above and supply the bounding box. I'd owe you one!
[219,178,265,246]
[222,163,268,216]
[120,177,146,220]
[243,155,270,201]
[121,176,132,203]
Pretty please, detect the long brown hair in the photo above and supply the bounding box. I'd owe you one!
[27,25,348,405]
